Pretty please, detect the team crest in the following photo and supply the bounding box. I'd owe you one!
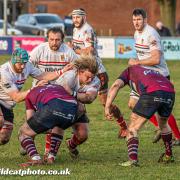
[141,38,144,44]
[60,55,65,61]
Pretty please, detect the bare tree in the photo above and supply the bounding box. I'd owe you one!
[157,0,176,35]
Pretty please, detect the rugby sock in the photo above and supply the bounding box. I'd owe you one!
[167,114,180,139]
[45,133,51,154]
[127,137,139,161]
[49,133,63,157]
[117,116,127,129]
[21,137,40,159]
[68,134,82,149]
[161,132,172,156]
[149,115,158,127]
[150,114,180,140]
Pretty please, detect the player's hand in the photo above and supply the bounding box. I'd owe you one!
[35,80,49,87]
[105,106,113,121]
[128,58,139,66]
[63,63,74,73]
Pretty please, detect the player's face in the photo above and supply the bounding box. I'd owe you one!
[132,15,146,32]
[72,15,84,28]
[13,62,26,73]
[48,32,62,51]
[79,70,95,85]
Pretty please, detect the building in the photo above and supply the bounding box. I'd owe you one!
[1,0,180,36]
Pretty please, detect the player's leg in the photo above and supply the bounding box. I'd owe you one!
[0,106,14,145]
[66,114,89,158]
[97,71,127,138]
[121,112,147,167]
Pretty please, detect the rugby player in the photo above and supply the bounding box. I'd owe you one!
[0,48,69,146]
[71,8,127,138]
[18,55,99,166]
[29,27,78,156]
[128,8,180,145]
[105,65,175,166]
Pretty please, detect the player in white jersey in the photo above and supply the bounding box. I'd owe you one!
[71,8,128,139]
[128,8,180,145]
[0,48,69,146]
[30,27,78,85]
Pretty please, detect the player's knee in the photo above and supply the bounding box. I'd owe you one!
[0,133,10,145]
[127,127,138,139]
[76,129,88,142]
[128,101,134,110]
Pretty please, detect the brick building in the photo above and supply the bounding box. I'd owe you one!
[1,0,180,36]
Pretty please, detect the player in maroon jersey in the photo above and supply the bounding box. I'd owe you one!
[105,65,175,166]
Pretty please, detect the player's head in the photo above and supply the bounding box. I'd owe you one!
[74,55,98,85]
[71,8,86,28]
[11,48,29,73]
[47,27,64,51]
[132,8,147,32]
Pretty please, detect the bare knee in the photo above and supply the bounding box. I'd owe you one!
[0,130,12,145]
[75,124,89,142]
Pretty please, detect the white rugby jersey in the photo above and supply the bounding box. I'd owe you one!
[30,42,78,85]
[55,69,100,93]
[134,24,169,77]
[73,22,106,74]
[30,42,78,72]
[0,61,42,109]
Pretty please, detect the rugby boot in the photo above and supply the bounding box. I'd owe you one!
[66,139,79,159]
[158,153,174,163]
[119,160,139,167]
[19,159,44,168]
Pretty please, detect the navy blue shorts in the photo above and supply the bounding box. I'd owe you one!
[0,104,14,123]
[133,91,175,119]
[75,113,89,124]
[27,99,77,134]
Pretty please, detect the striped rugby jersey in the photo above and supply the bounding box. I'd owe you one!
[0,61,42,109]
[72,22,106,74]
[30,42,78,85]
[134,24,169,77]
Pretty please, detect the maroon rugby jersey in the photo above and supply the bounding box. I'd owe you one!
[25,84,77,110]
[118,65,175,95]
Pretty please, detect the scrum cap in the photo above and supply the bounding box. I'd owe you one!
[11,48,29,64]
[72,8,86,16]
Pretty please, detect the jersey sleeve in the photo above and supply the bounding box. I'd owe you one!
[67,47,79,62]
[29,46,40,66]
[55,70,77,91]
[117,68,129,85]
[84,29,96,48]
[27,62,43,78]
[148,31,162,51]
[25,94,35,110]
[0,70,18,93]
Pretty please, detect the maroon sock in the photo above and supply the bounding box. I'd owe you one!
[127,137,139,161]
[21,137,39,158]
[49,133,63,156]
[161,132,172,156]
[117,116,127,129]
[68,134,82,149]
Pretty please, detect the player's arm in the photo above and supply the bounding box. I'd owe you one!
[7,89,30,103]
[76,90,97,104]
[128,49,161,66]
[74,46,94,55]
[105,79,124,120]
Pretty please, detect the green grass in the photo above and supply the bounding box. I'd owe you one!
[0,55,180,179]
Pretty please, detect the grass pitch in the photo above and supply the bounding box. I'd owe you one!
[0,55,180,179]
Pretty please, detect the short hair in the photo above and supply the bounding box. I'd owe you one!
[74,55,98,75]
[47,27,64,40]
[132,8,147,18]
